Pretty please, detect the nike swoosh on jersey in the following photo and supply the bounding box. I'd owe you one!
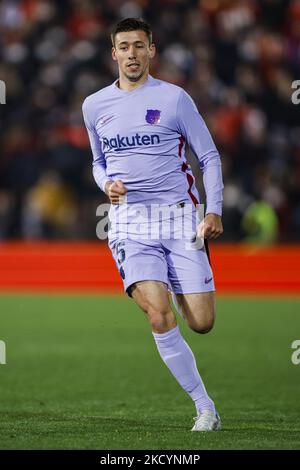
[100,115,114,125]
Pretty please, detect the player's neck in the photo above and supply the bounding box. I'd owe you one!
[117,72,149,92]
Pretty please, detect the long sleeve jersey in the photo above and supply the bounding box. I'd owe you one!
[82,74,224,215]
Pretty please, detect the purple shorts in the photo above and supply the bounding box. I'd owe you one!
[109,236,215,296]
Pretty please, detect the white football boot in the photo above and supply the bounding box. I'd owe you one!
[191,410,221,432]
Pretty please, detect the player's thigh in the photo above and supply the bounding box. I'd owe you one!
[175,291,216,333]
[131,280,177,332]
[130,280,171,315]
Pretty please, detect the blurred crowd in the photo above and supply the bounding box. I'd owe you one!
[0,0,300,242]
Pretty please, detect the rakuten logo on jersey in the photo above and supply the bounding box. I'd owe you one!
[102,133,160,151]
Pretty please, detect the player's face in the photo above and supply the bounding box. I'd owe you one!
[112,30,155,83]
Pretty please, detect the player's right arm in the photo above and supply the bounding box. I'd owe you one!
[105,180,127,205]
[82,98,127,205]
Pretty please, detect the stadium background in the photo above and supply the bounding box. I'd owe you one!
[0,0,300,450]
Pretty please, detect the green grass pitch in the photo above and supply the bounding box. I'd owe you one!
[0,293,300,449]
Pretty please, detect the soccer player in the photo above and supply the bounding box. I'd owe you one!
[82,18,224,431]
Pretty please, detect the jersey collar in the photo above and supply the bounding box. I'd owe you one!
[112,74,154,94]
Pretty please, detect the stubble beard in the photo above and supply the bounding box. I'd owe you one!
[124,65,147,83]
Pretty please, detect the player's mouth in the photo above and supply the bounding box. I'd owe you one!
[127,62,140,70]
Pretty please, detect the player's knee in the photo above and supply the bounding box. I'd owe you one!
[190,312,215,334]
[147,307,176,333]
[191,320,214,334]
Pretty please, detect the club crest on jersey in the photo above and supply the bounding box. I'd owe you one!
[145,109,161,125]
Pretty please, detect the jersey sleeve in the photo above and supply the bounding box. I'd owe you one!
[82,98,110,193]
[176,90,224,216]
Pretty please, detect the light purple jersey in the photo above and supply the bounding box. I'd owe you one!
[82,75,223,215]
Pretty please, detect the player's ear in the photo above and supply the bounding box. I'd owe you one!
[112,47,117,61]
[149,43,156,59]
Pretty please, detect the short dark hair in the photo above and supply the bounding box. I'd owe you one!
[111,18,152,46]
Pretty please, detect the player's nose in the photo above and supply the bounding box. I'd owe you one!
[128,46,136,58]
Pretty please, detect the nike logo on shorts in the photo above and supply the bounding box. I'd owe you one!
[205,277,213,284]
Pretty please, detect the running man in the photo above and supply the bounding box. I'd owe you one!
[82,18,224,431]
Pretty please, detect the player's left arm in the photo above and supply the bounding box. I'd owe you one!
[197,213,223,240]
[176,90,224,240]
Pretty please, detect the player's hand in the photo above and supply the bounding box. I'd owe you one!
[197,213,223,240]
[105,179,128,205]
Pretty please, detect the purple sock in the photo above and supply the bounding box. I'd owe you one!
[152,325,215,414]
